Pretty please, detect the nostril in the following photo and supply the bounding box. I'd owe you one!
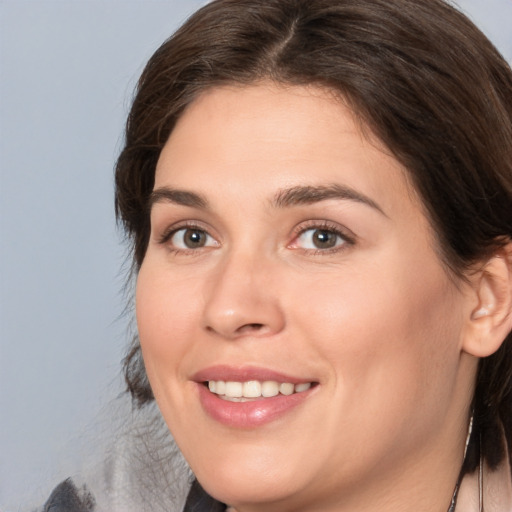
[205,322,265,336]
[237,323,264,334]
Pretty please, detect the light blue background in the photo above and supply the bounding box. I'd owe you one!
[0,0,511,510]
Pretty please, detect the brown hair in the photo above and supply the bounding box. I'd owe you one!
[115,0,512,475]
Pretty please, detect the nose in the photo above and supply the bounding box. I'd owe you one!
[202,252,285,340]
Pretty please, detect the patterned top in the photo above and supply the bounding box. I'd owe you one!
[42,462,512,512]
[42,478,224,512]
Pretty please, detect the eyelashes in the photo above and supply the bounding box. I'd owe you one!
[163,226,218,250]
[157,220,356,256]
[157,221,218,252]
[289,221,355,254]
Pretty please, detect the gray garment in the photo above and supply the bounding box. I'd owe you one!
[42,478,225,512]
[42,480,95,512]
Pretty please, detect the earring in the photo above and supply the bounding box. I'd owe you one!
[479,434,484,512]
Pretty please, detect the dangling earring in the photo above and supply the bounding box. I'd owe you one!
[447,414,474,512]
[479,434,484,512]
[464,414,474,458]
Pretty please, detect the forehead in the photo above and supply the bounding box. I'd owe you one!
[155,83,420,217]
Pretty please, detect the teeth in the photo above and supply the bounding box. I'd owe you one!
[261,381,279,397]
[279,382,295,396]
[207,380,313,398]
[243,380,262,398]
[225,381,243,398]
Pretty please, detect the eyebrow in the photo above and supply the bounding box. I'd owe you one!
[148,187,209,210]
[273,184,386,216]
[148,183,386,216]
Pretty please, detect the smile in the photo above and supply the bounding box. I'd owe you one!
[194,371,317,428]
[207,380,313,401]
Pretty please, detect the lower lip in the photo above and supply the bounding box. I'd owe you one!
[196,384,315,428]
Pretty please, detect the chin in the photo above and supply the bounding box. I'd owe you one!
[186,440,317,508]
[198,469,304,511]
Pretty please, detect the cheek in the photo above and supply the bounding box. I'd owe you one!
[289,254,463,428]
[135,262,202,396]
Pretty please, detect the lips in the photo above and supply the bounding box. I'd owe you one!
[192,365,318,428]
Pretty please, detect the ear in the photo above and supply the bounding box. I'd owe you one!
[462,243,512,358]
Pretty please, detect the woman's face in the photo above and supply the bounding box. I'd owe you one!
[136,83,476,511]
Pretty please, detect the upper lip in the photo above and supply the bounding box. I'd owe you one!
[192,365,316,384]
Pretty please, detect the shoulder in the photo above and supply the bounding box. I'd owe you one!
[42,479,95,512]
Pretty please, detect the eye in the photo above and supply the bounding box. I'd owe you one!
[292,224,352,252]
[168,227,217,250]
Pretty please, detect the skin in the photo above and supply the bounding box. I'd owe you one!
[136,83,483,512]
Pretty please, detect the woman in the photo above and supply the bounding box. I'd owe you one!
[43,0,512,510]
